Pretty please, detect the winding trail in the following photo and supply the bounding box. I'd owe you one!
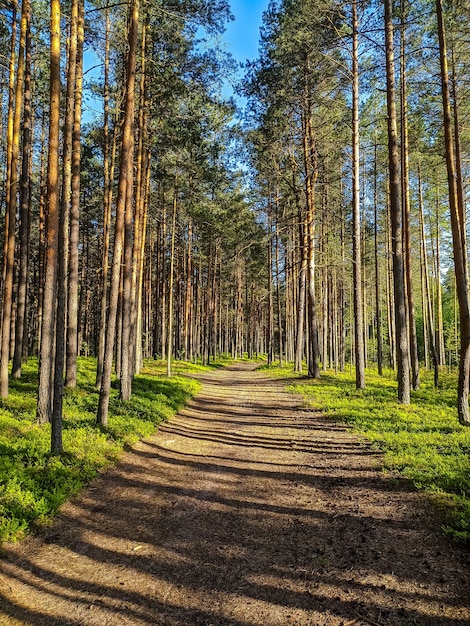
[0,361,469,625]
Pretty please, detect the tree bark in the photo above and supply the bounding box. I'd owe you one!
[435,205,446,366]
[2,4,17,309]
[373,136,383,376]
[11,0,31,379]
[302,68,320,379]
[97,0,139,426]
[436,0,470,425]
[400,0,419,389]
[184,218,193,360]
[66,0,84,388]
[0,0,28,396]
[36,118,47,356]
[120,152,135,401]
[352,0,365,389]
[166,192,177,377]
[418,162,438,387]
[96,1,115,387]
[37,0,61,424]
[267,222,274,365]
[384,0,410,404]
[275,200,283,366]
[306,214,320,379]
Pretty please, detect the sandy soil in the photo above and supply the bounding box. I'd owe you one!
[0,361,469,625]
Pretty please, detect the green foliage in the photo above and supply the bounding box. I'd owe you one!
[0,357,210,544]
[264,363,470,544]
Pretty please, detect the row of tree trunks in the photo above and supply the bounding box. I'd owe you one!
[38,0,61,430]
[11,0,32,380]
[400,0,420,391]
[384,0,410,404]
[0,0,468,435]
[96,0,115,389]
[0,0,28,397]
[97,0,140,427]
[66,0,84,389]
[435,0,470,426]
[302,63,320,379]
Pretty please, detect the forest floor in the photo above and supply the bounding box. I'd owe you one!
[0,361,469,626]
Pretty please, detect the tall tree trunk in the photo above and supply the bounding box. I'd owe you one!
[58,0,80,392]
[131,20,149,376]
[184,218,193,359]
[96,1,115,387]
[435,206,446,366]
[418,162,438,386]
[436,0,470,425]
[160,201,167,360]
[97,0,139,426]
[275,201,283,366]
[66,0,84,387]
[339,195,346,372]
[384,0,410,403]
[352,0,365,388]
[400,0,420,389]
[373,136,383,376]
[52,0,78,409]
[120,153,134,400]
[293,157,307,371]
[307,214,320,378]
[0,0,28,396]
[12,0,31,379]
[320,202,328,370]
[267,225,274,365]
[37,0,61,424]
[135,154,150,372]
[23,67,33,359]
[302,71,320,379]
[166,192,177,377]
[450,50,466,262]
[2,4,16,307]
[295,217,307,372]
[37,119,47,357]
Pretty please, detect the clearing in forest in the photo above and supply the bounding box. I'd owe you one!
[0,361,469,625]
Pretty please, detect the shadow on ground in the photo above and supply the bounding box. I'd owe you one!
[0,362,469,626]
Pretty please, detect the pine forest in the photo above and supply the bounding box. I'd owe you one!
[0,0,470,626]
[0,0,468,430]
[0,0,470,621]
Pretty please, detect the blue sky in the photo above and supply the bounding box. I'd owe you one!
[82,1,268,121]
[223,0,267,66]
[216,0,267,109]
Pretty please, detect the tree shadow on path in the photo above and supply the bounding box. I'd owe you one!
[0,361,469,626]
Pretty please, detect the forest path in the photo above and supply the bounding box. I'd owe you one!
[0,361,469,626]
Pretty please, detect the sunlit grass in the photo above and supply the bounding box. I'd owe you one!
[260,362,470,544]
[0,356,224,544]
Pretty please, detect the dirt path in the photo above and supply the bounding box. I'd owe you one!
[0,362,469,626]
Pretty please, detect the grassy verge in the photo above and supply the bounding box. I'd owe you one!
[260,362,470,544]
[0,356,226,544]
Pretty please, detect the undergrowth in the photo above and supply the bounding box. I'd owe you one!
[260,362,470,544]
[0,356,225,544]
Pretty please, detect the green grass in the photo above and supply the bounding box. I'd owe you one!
[0,356,225,544]
[260,362,470,544]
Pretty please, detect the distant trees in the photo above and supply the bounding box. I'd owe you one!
[0,0,265,450]
[0,0,469,432]
[244,0,470,421]
[435,0,470,425]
